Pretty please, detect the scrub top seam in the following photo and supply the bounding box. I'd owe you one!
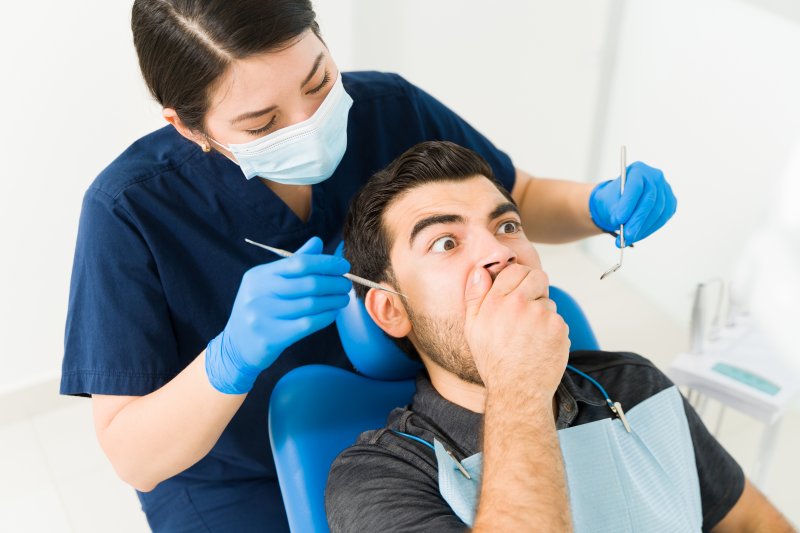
[344,72,411,103]
[61,368,176,378]
[86,187,183,355]
[92,148,200,201]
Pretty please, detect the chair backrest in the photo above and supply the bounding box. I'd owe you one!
[268,285,598,532]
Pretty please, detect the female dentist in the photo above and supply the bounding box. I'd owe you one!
[61,0,676,531]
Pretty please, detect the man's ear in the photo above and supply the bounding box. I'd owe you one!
[163,108,208,150]
[364,287,411,339]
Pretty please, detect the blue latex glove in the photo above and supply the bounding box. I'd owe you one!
[205,236,352,394]
[589,161,677,247]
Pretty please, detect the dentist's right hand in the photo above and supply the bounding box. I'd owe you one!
[205,236,352,394]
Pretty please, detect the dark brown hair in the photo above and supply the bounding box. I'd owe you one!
[131,0,321,132]
[342,141,515,360]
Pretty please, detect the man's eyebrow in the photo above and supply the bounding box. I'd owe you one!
[230,52,325,126]
[488,202,520,221]
[300,52,325,89]
[409,214,464,246]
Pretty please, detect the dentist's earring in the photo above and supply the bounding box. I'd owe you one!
[197,134,212,153]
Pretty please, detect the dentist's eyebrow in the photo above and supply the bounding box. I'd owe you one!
[409,214,464,247]
[231,104,277,126]
[300,52,325,89]
[488,202,520,221]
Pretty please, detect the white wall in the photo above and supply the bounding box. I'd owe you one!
[587,0,800,327]
[0,1,163,393]
[348,0,613,181]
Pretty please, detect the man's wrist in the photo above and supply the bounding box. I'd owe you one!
[484,378,554,416]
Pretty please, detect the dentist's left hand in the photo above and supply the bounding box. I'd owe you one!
[589,161,677,247]
[205,236,352,394]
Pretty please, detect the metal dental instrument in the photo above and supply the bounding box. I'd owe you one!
[244,238,407,298]
[600,145,627,280]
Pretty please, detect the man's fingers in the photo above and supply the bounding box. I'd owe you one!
[540,297,557,313]
[516,268,550,303]
[464,266,493,321]
[466,265,551,325]
[487,264,533,297]
[489,264,550,302]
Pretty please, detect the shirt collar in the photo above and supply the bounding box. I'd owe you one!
[411,373,484,455]
[560,369,608,406]
[410,370,606,455]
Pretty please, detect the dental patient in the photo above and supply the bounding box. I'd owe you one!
[325,141,792,532]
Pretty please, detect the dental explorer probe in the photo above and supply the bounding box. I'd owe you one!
[600,145,627,280]
[244,238,407,298]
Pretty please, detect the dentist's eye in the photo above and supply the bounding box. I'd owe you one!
[306,70,331,95]
[497,221,521,235]
[246,116,277,136]
[430,236,457,253]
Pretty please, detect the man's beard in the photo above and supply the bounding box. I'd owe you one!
[406,305,484,386]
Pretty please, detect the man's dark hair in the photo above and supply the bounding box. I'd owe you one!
[343,141,515,360]
[132,0,321,133]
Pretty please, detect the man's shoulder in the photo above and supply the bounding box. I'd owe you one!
[329,406,438,478]
[569,349,656,369]
[325,405,446,528]
[568,350,675,410]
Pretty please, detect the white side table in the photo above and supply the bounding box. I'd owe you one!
[667,323,799,488]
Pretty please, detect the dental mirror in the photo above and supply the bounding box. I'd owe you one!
[600,145,627,280]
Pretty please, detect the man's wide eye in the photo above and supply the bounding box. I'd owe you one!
[431,236,457,253]
[497,221,520,235]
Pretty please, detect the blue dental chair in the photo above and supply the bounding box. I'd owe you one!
[268,285,599,532]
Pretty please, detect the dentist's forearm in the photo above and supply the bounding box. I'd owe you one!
[472,387,572,532]
[512,168,600,244]
[92,351,246,492]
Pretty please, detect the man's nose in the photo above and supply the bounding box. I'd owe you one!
[477,236,517,280]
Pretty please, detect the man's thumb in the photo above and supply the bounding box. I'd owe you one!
[464,266,491,319]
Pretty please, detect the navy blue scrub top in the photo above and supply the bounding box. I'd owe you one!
[62,71,516,532]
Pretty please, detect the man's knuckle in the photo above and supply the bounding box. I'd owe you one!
[530,303,547,320]
[536,270,550,286]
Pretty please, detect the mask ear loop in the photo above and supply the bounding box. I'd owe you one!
[205,136,240,166]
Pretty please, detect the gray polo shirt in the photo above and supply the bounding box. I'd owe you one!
[325,351,744,532]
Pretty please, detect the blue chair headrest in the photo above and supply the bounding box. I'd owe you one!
[335,288,422,380]
[333,241,420,380]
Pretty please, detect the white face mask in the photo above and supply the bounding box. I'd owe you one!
[210,72,353,185]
